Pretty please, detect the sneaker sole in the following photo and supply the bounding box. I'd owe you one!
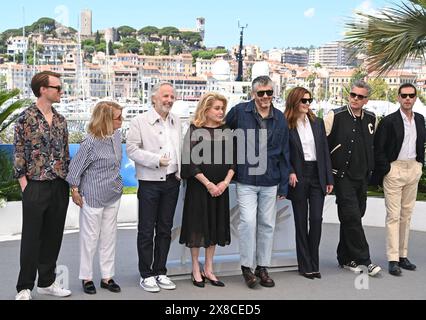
[157,284,176,290]
[340,265,363,274]
[37,289,72,297]
[140,286,160,293]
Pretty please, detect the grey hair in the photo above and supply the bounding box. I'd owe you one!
[352,80,371,96]
[151,81,176,99]
[252,76,274,92]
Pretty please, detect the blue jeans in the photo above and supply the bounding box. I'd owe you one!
[236,183,278,269]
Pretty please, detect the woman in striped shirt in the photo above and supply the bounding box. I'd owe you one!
[66,101,123,295]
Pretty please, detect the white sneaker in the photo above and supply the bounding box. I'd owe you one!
[367,264,382,277]
[340,261,363,274]
[139,276,160,293]
[15,289,32,300]
[37,282,72,297]
[156,275,176,290]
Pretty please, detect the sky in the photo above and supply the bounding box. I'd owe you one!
[0,0,399,50]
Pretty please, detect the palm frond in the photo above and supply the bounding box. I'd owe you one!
[345,2,426,74]
[409,0,426,8]
[0,99,31,132]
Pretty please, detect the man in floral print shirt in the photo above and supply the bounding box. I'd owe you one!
[13,71,72,300]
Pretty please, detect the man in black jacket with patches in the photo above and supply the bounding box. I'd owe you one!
[324,80,382,277]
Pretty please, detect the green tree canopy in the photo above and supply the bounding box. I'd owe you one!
[181,31,202,46]
[117,26,136,38]
[138,26,159,37]
[159,27,180,38]
[142,42,157,56]
[160,41,170,55]
[95,31,101,45]
[120,37,141,54]
[367,78,389,100]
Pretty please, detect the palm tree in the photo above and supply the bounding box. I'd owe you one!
[0,89,30,203]
[0,88,30,133]
[345,0,426,74]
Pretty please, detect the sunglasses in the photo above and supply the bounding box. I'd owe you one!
[301,98,313,104]
[47,85,62,92]
[256,90,274,97]
[349,92,367,100]
[400,93,416,99]
[113,115,123,121]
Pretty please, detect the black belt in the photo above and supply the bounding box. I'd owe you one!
[166,173,176,179]
[304,161,317,166]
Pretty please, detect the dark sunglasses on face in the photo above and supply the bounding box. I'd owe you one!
[349,92,367,100]
[47,85,62,92]
[400,93,416,99]
[301,98,313,104]
[256,90,274,97]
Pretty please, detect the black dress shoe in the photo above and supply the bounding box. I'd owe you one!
[202,272,225,287]
[312,272,322,279]
[242,268,258,289]
[299,272,315,279]
[388,261,402,276]
[82,280,96,294]
[100,279,121,293]
[399,258,416,271]
[191,273,205,288]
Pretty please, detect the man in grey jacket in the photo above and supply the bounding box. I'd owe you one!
[126,82,182,292]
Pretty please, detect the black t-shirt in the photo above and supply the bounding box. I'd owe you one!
[347,116,368,180]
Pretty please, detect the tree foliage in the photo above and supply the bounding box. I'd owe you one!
[142,42,157,56]
[120,37,141,54]
[345,0,426,74]
[117,26,136,38]
[159,27,180,38]
[138,26,159,37]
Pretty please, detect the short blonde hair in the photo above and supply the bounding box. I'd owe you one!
[193,92,228,128]
[88,101,123,138]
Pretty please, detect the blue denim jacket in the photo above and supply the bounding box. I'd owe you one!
[225,100,290,196]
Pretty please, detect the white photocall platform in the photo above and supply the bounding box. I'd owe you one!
[166,184,298,276]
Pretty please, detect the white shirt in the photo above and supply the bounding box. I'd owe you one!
[397,109,417,161]
[161,115,179,175]
[296,116,317,161]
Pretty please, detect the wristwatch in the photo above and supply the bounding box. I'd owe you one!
[71,187,79,193]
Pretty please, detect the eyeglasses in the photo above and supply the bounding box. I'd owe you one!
[349,92,367,100]
[301,98,313,104]
[399,93,416,99]
[113,115,123,121]
[256,90,274,97]
[47,85,62,92]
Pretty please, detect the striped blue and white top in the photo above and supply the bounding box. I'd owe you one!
[66,130,123,208]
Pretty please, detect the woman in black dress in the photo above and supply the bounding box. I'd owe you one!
[180,92,235,287]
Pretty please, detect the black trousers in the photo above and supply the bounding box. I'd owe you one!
[137,176,180,279]
[334,175,371,266]
[291,162,325,273]
[16,179,69,292]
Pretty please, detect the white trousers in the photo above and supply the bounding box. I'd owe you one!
[79,198,121,280]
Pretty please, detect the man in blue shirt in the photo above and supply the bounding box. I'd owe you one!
[226,76,290,288]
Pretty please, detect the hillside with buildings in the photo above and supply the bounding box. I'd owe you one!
[0,9,424,108]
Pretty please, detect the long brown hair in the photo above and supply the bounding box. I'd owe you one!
[88,101,123,138]
[284,87,315,129]
[193,92,228,128]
